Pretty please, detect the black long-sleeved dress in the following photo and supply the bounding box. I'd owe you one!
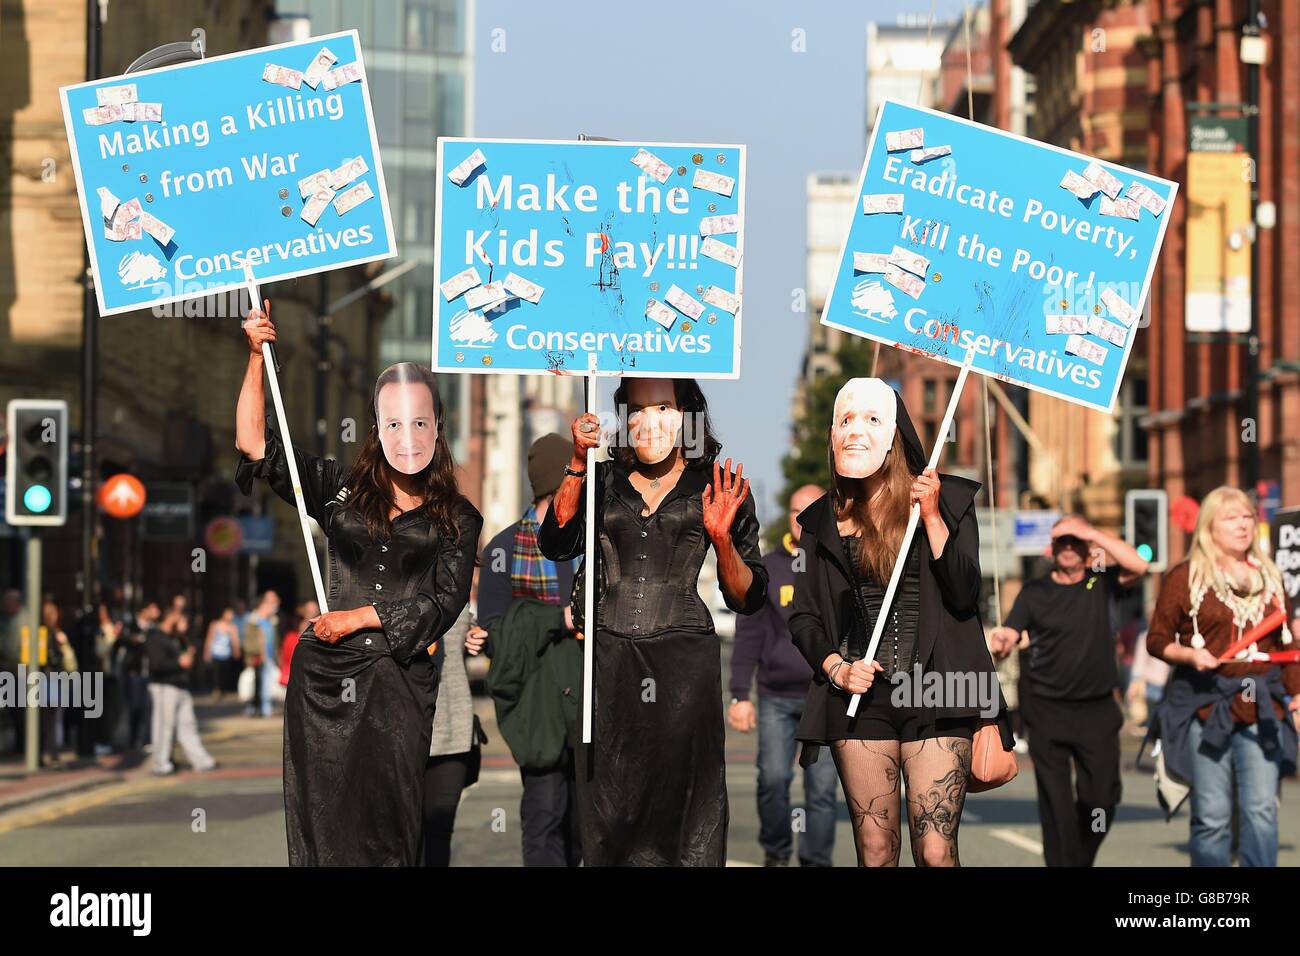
[235,423,482,866]
[538,458,768,866]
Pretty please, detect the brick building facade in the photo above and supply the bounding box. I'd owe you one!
[1140,0,1300,558]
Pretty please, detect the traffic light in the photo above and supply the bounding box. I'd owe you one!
[5,399,69,527]
[1125,489,1168,572]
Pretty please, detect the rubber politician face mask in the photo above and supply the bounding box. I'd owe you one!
[625,378,683,466]
[375,380,437,475]
[831,378,897,479]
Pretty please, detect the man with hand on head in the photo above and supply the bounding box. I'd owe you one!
[989,514,1148,866]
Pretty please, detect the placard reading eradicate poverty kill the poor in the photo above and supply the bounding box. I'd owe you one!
[59,30,395,316]
[433,138,746,378]
[822,100,1178,413]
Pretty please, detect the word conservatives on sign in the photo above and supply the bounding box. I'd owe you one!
[822,100,1177,413]
[59,30,395,316]
[433,138,746,378]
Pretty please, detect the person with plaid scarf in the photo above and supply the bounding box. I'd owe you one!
[474,433,584,866]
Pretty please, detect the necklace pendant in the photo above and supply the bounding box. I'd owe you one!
[649,478,661,490]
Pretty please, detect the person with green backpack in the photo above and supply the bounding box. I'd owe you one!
[474,433,584,867]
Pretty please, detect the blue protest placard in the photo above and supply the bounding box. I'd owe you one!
[433,138,746,379]
[59,30,395,317]
[822,100,1177,413]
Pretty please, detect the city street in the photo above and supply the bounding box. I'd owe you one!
[3,668,1297,867]
[5,0,1300,912]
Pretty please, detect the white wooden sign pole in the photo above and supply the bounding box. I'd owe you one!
[846,345,977,717]
[244,264,330,613]
[581,353,598,743]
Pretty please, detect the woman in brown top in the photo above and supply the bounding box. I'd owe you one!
[1147,486,1300,866]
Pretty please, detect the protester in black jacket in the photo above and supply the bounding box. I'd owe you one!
[729,483,839,866]
[790,379,1011,867]
[142,599,214,776]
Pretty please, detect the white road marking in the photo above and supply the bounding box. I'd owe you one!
[989,827,1043,855]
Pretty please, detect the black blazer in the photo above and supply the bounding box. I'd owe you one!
[788,479,1014,747]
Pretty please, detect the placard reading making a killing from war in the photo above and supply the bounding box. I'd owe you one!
[59,30,395,316]
[822,100,1178,413]
[433,138,745,378]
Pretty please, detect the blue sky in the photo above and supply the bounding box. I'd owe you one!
[474,0,972,525]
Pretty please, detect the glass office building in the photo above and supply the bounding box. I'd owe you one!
[275,0,473,457]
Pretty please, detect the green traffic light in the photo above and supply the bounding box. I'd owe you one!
[23,484,52,513]
[1137,543,1154,561]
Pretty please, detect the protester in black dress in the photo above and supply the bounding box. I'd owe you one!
[539,376,767,866]
[790,378,1011,867]
[235,301,481,866]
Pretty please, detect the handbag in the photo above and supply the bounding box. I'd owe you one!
[465,714,488,788]
[967,718,1018,792]
[236,665,257,703]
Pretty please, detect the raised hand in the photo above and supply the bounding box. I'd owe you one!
[570,412,601,458]
[909,467,942,521]
[701,457,749,542]
[243,298,275,354]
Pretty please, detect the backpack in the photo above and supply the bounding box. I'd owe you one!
[243,619,265,661]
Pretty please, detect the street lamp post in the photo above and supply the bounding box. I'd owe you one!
[1243,2,1262,498]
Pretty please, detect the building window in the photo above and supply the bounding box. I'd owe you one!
[1115,376,1149,467]
[403,71,436,145]
[370,67,401,145]
[435,70,465,136]
[431,0,465,54]
[405,0,463,53]
[340,0,369,38]
[405,3,433,49]
[923,378,937,414]
[403,198,430,242]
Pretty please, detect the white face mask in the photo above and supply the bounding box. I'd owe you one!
[626,380,683,466]
[375,380,437,475]
[831,378,897,479]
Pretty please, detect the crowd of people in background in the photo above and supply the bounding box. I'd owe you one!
[0,586,309,770]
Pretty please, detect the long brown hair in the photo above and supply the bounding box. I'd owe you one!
[828,427,915,585]
[344,363,465,543]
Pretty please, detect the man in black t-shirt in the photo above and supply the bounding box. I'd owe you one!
[990,514,1148,866]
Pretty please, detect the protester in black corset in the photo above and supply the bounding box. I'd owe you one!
[989,514,1148,866]
[539,377,768,866]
